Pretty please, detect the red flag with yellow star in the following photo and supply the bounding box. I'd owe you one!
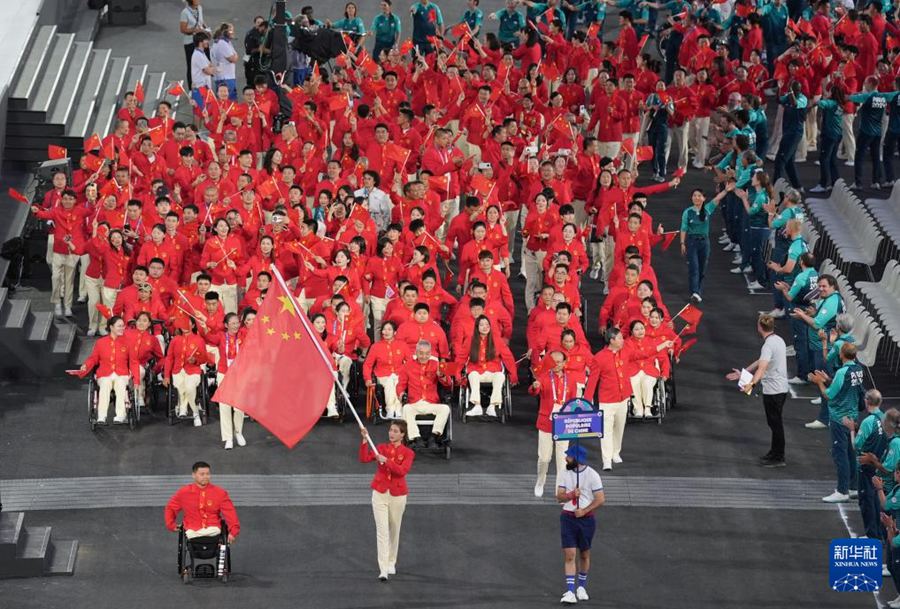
[213,266,335,448]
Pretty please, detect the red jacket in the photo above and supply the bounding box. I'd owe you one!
[33,205,91,255]
[396,320,449,360]
[164,333,209,376]
[359,441,415,496]
[80,334,140,379]
[584,346,636,404]
[363,338,410,379]
[164,482,240,535]
[529,369,574,433]
[397,357,451,403]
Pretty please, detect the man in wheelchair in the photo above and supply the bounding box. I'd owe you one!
[165,461,240,580]
[397,340,452,450]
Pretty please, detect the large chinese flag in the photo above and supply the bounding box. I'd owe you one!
[213,267,335,448]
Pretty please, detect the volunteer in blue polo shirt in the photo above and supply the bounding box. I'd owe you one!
[410,0,444,54]
[679,184,732,303]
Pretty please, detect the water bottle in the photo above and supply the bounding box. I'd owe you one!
[217,543,226,576]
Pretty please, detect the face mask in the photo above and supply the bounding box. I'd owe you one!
[566,461,579,470]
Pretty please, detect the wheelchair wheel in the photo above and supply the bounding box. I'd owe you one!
[88,377,98,432]
[127,386,138,431]
[459,385,469,424]
[220,572,228,583]
[444,443,451,460]
[167,384,176,425]
[182,569,192,584]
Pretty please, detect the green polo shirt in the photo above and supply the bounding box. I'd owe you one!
[680,201,717,236]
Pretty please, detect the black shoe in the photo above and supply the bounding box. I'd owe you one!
[410,437,426,450]
[427,434,438,449]
[760,457,786,468]
[758,453,773,462]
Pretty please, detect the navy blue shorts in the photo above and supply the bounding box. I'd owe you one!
[560,512,595,550]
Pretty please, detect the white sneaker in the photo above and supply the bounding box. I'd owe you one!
[822,491,850,503]
[873,183,881,190]
[112,416,127,424]
[889,595,900,609]
[388,566,396,575]
[485,405,498,418]
[177,408,188,418]
[730,267,745,274]
[810,397,822,405]
[534,481,545,498]
[224,439,233,450]
[54,304,63,317]
[612,455,623,464]
[87,329,97,337]
[466,404,484,417]
[77,295,88,303]
[589,267,600,280]
[731,254,743,264]
[325,408,339,418]
[576,587,589,601]
[883,564,891,577]
[808,184,828,193]
[235,433,247,447]
[602,463,612,471]
[849,490,859,499]
[193,416,202,427]
[64,307,73,317]
[845,160,855,167]
[718,235,731,245]
[602,285,609,295]
[765,153,777,162]
[560,590,577,604]
[378,572,388,581]
[805,420,827,429]
[691,293,702,303]
[732,245,741,253]
[747,281,764,290]
[788,376,807,385]
[723,242,736,252]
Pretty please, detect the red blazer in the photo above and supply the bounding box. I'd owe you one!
[164,483,240,535]
[164,333,209,377]
[528,369,575,433]
[584,346,636,404]
[80,334,140,379]
[359,441,415,496]
[363,338,410,379]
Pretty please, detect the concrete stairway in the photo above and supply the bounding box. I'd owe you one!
[0,511,78,578]
[4,20,170,165]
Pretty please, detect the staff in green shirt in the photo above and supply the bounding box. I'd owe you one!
[371,0,401,60]
[679,183,731,303]
[811,343,866,502]
[773,250,817,385]
[853,389,885,540]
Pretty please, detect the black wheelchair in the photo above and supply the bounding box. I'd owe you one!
[367,379,453,459]
[457,365,513,424]
[87,369,139,431]
[626,377,669,425]
[166,364,216,425]
[328,358,365,423]
[177,521,231,584]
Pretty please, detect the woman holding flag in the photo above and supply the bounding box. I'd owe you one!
[359,421,414,582]
[163,316,209,427]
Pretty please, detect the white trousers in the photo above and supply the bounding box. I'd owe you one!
[185,526,221,539]
[370,296,388,341]
[376,374,402,417]
[599,236,615,282]
[598,141,621,160]
[689,116,710,166]
[522,249,547,312]
[372,490,406,575]
[172,370,201,416]
[97,374,128,420]
[840,113,856,160]
[630,370,657,417]
[78,253,90,297]
[403,399,450,439]
[504,209,520,261]
[536,430,569,489]
[665,122,690,170]
[50,252,79,308]
[84,274,104,333]
[467,370,504,406]
[212,283,237,315]
[216,372,245,441]
[599,400,628,467]
[100,287,119,332]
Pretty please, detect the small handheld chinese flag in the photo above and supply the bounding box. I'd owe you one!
[48,145,68,160]
[167,81,186,97]
[83,153,104,172]
[660,231,678,251]
[677,303,703,327]
[450,22,469,38]
[84,133,102,152]
[383,142,411,165]
[327,94,349,112]
[636,145,654,163]
[622,138,636,156]
[677,338,697,359]
[134,80,145,104]
[429,174,450,193]
[673,167,686,178]
[8,188,29,205]
[399,39,414,55]
[96,303,113,319]
[213,266,337,448]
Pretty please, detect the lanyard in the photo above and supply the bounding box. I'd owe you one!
[225,332,238,366]
[550,371,568,406]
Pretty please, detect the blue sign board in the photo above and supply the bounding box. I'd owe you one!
[829,538,882,592]
[552,411,603,440]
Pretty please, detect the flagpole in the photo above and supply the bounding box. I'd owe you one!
[269,265,380,454]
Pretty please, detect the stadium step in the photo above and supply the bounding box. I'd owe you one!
[88,55,131,146]
[8,25,56,110]
[0,515,79,579]
[142,71,168,117]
